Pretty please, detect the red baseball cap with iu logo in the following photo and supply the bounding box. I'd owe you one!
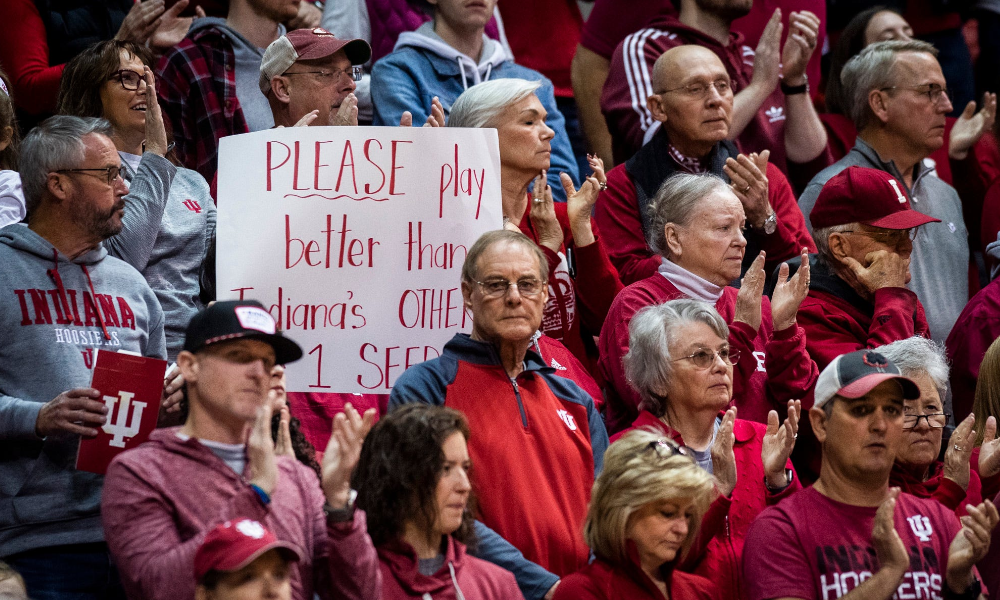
[194,519,302,582]
[810,166,941,230]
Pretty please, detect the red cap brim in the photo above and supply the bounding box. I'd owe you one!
[866,210,940,230]
[213,541,302,574]
[837,373,920,400]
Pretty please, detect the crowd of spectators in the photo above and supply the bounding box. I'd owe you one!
[4,1,1000,599]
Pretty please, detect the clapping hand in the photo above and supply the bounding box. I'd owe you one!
[529,170,565,253]
[770,248,810,331]
[711,407,738,497]
[734,251,766,332]
[762,400,800,489]
[781,11,821,85]
[321,403,376,508]
[950,93,997,160]
[943,414,975,491]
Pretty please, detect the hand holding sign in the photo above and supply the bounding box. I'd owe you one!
[37,388,107,438]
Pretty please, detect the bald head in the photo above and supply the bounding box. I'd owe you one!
[652,45,725,93]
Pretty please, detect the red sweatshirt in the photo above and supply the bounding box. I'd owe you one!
[601,14,788,169]
[597,272,818,433]
[554,542,717,600]
[0,0,64,115]
[890,460,983,517]
[377,536,523,600]
[611,412,800,600]
[594,154,815,286]
[518,197,623,368]
[946,278,1000,422]
[102,428,381,600]
[795,255,931,371]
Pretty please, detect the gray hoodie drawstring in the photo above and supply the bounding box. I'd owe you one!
[483,62,493,82]
[457,59,470,90]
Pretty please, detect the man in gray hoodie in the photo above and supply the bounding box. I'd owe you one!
[0,116,166,600]
[798,40,970,343]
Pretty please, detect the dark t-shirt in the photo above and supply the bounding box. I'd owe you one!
[744,487,966,600]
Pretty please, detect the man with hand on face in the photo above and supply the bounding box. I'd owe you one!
[794,166,938,371]
[102,300,381,600]
[261,28,445,129]
[0,116,166,600]
[744,349,997,600]
[390,230,609,600]
[595,44,815,286]
[797,40,969,343]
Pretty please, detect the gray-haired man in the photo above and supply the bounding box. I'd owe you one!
[0,116,166,599]
[797,40,968,343]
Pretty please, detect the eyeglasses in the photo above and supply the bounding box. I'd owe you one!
[109,69,146,91]
[643,439,692,460]
[55,166,122,186]
[879,83,952,107]
[475,278,545,299]
[672,347,739,369]
[283,65,364,83]
[655,79,731,100]
[902,412,949,429]
[842,228,918,247]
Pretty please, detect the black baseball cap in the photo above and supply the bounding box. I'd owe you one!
[814,350,920,408]
[183,301,303,365]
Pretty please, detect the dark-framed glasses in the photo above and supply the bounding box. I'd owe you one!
[655,78,731,100]
[672,347,739,369]
[902,412,949,430]
[109,69,145,91]
[283,65,364,82]
[55,166,122,186]
[475,278,545,299]
[879,83,952,107]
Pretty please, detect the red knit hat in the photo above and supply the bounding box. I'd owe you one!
[810,166,940,230]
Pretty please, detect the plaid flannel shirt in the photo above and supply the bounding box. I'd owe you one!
[156,25,249,183]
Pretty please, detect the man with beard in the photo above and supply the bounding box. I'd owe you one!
[157,0,301,181]
[601,0,829,172]
[0,116,166,599]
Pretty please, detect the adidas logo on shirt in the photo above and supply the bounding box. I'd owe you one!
[765,106,786,123]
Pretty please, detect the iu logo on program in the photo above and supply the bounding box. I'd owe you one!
[102,390,147,448]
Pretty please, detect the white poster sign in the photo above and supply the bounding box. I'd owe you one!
[217,126,502,392]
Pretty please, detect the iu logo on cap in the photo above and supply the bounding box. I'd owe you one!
[887,179,907,204]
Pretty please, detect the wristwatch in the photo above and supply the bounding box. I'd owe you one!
[323,489,358,523]
[944,577,981,600]
[757,211,777,235]
[780,76,808,96]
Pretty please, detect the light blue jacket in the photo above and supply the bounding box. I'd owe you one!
[371,22,580,198]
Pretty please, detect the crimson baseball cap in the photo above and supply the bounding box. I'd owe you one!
[183,300,303,365]
[810,166,941,230]
[813,350,920,408]
[259,27,372,94]
[194,519,301,582]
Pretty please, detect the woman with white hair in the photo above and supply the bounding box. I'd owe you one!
[877,337,983,516]
[612,298,801,600]
[448,78,623,367]
[597,172,816,433]
[554,429,718,600]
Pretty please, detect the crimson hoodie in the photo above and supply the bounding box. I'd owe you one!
[610,411,799,600]
[889,461,983,517]
[600,14,787,169]
[377,536,523,600]
[102,428,380,600]
[597,272,818,433]
[946,274,1000,422]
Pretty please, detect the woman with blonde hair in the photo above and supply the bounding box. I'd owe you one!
[554,429,718,600]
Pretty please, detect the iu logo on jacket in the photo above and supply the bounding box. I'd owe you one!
[556,409,578,431]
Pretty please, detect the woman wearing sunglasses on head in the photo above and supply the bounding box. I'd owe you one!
[57,40,215,364]
[610,298,801,600]
[554,429,718,600]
